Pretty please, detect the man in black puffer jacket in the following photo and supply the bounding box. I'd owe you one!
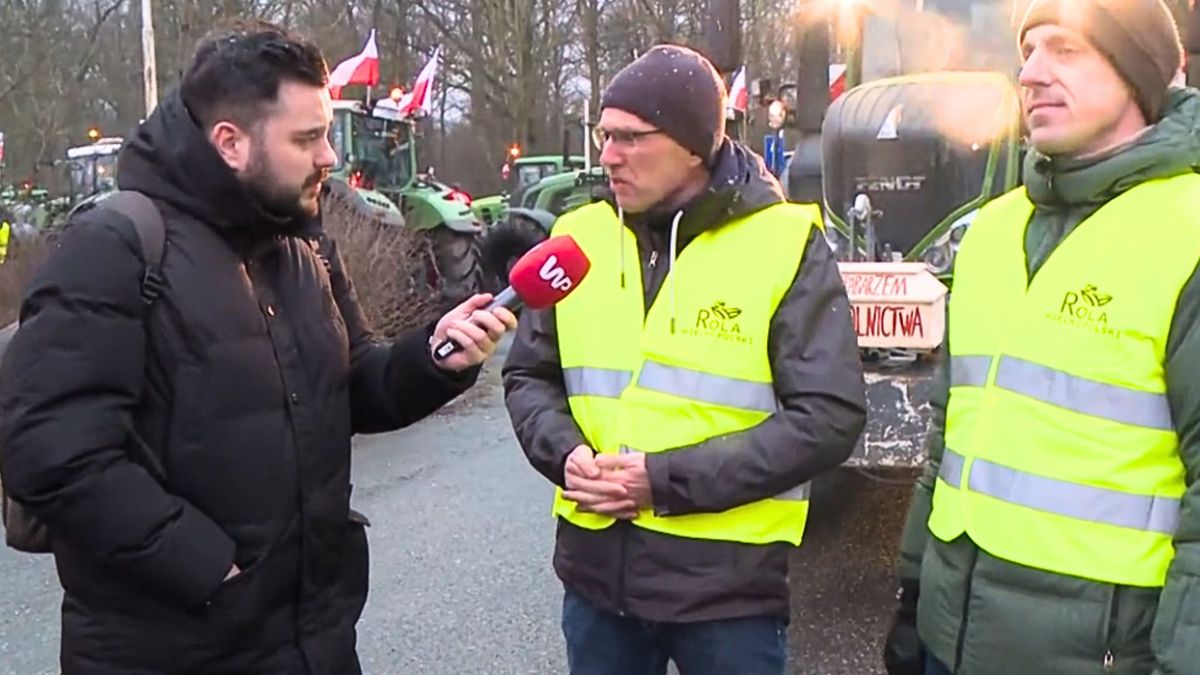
[0,21,515,675]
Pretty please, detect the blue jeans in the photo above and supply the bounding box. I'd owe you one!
[561,589,788,675]
[926,654,954,675]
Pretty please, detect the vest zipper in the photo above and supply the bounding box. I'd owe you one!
[1102,585,1119,672]
[649,250,658,269]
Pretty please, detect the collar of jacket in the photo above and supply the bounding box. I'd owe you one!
[1024,87,1200,211]
[117,88,309,253]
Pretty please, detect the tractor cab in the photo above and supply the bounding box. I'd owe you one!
[329,101,414,197]
[508,155,586,203]
[65,137,122,207]
[803,0,1027,279]
[325,99,483,304]
[821,71,1021,278]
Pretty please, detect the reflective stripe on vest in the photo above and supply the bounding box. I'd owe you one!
[637,360,779,414]
[563,363,779,413]
[563,367,633,399]
[950,355,1173,430]
[551,200,820,545]
[940,448,1180,535]
[929,177,1200,587]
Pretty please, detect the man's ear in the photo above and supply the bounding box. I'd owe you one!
[209,120,251,172]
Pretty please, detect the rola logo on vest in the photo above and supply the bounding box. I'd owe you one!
[1048,283,1120,338]
[704,301,741,321]
[681,301,754,345]
[538,255,573,291]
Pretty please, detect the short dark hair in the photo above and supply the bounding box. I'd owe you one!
[181,20,328,131]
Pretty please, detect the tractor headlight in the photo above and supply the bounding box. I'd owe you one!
[923,244,953,275]
[922,209,980,275]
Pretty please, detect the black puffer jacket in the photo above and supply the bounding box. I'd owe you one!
[0,89,476,674]
[503,140,866,622]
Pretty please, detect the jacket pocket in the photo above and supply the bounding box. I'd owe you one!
[201,549,273,634]
[325,512,371,635]
[1151,576,1200,670]
[206,553,265,610]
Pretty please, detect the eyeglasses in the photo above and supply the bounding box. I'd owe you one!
[591,126,664,151]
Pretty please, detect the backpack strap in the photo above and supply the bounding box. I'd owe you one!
[87,192,169,482]
[96,191,166,304]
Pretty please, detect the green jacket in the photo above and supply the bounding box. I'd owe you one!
[897,88,1200,675]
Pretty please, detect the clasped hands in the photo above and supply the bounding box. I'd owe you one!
[561,445,652,520]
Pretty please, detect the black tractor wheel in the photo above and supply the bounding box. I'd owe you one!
[480,215,548,292]
[424,227,484,311]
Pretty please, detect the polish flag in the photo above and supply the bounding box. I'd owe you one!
[728,66,749,113]
[397,47,442,117]
[328,30,380,99]
[830,63,848,101]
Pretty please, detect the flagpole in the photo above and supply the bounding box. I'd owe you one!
[366,29,375,110]
[583,98,591,172]
[141,0,158,118]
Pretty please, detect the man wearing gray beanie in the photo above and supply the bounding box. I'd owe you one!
[886,2,1200,675]
[504,44,866,674]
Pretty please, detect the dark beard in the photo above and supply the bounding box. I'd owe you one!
[242,148,322,222]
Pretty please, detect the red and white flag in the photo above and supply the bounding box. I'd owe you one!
[396,47,442,117]
[728,66,749,112]
[328,30,380,99]
[829,63,848,101]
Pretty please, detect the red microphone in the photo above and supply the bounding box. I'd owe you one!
[433,235,591,361]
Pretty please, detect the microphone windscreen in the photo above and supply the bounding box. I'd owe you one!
[508,235,592,309]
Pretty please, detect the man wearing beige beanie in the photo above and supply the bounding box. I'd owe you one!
[884,1,1200,674]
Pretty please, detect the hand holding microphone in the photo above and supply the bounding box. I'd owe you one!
[429,295,518,372]
[431,235,592,367]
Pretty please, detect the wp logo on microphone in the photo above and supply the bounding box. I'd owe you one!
[506,235,590,309]
[538,255,574,291]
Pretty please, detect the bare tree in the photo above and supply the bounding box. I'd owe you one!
[0,0,821,197]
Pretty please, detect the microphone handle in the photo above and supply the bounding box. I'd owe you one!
[432,287,525,361]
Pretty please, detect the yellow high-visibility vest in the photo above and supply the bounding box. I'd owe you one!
[0,219,10,264]
[552,200,821,545]
[929,175,1200,587]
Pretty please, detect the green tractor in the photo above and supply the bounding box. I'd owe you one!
[775,0,1024,281]
[819,70,1022,283]
[478,165,608,292]
[746,0,1026,469]
[472,153,587,226]
[326,99,483,304]
[37,135,126,230]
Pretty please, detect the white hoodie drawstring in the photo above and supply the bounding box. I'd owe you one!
[668,210,682,334]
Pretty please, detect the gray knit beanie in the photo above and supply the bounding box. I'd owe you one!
[1019,0,1183,122]
[600,45,727,163]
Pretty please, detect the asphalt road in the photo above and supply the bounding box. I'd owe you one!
[0,340,915,675]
